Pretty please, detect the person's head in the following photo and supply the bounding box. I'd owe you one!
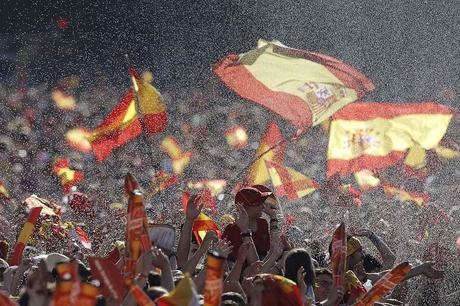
[329,235,364,270]
[314,268,333,302]
[221,292,245,306]
[146,286,168,300]
[362,253,382,273]
[148,271,162,287]
[284,248,316,287]
[235,186,272,219]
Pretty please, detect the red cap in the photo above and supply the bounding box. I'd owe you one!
[235,187,272,206]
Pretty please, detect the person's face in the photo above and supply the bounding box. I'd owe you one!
[347,249,364,269]
[244,203,263,219]
[314,273,333,302]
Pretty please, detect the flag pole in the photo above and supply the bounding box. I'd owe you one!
[124,54,165,219]
[226,128,307,192]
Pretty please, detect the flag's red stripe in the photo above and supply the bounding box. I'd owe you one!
[327,151,406,177]
[142,112,167,134]
[332,102,453,121]
[213,54,313,128]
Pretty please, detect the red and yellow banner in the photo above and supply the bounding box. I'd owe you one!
[161,136,192,175]
[156,274,199,306]
[353,262,411,306]
[383,183,429,207]
[247,122,285,185]
[192,213,221,244]
[214,39,374,128]
[88,90,142,161]
[331,223,347,289]
[88,256,127,304]
[354,169,380,191]
[327,102,453,177]
[52,159,84,193]
[265,160,319,202]
[9,207,42,265]
[129,67,167,134]
[66,128,92,153]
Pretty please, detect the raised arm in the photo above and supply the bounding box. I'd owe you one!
[353,228,396,269]
[176,195,203,269]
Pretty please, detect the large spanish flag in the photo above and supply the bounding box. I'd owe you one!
[246,122,285,185]
[88,90,142,161]
[214,39,374,128]
[327,102,453,177]
[129,67,167,134]
[265,160,319,202]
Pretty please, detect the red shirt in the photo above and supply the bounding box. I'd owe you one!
[223,218,270,261]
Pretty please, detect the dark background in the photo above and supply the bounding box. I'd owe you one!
[0,0,459,103]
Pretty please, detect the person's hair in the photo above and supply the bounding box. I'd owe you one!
[314,268,332,277]
[284,248,316,287]
[148,271,162,287]
[362,253,383,273]
[145,286,168,300]
[328,235,354,257]
[221,292,245,306]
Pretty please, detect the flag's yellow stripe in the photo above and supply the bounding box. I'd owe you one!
[328,113,452,160]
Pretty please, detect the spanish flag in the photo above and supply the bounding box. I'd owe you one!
[435,141,459,160]
[161,136,192,175]
[66,128,92,153]
[153,170,178,193]
[246,122,284,185]
[383,183,429,206]
[327,102,453,177]
[403,144,428,179]
[51,89,76,111]
[214,39,374,128]
[192,213,221,244]
[265,160,319,202]
[129,67,167,134]
[9,206,42,265]
[0,180,10,200]
[89,90,142,161]
[187,179,227,196]
[52,159,84,193]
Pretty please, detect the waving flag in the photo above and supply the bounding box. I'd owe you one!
[331,223,347,289]
[52,159,84,193]
[327,102,453,177]
[265,160,319,202]
[354,170,380,191]
[214,39,374,128]
[9,207,42,265]
[89,90,142,161]
[153,171,179,193]
[161,136,192,174]
[129,67,167,134]
[66,128,92,153]
[247,122,285,185]
[75,226,92,250]
[192,213,221,244]
[156,274,199,306]
[187,179,227,196]
[383,183,429,206]
[354,262,411,306]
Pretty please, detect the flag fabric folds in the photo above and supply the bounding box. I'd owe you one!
[66,128,92,153]
[156,274,200,306]
[161,136,192,175]
[192,213,221,244]
[354,170,380,191]
[265,160,319,202]
[52,159,84,193]
[129,67,167,134]
[9,206,42,266]
[383,183,430,207]
[88,90,142,161]
[214,39,374,128]
[327,102,453,177]
[246,122,285,185]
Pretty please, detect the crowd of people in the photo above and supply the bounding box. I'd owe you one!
[0,44,460,305]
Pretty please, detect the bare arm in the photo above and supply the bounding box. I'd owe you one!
[182,231,216,275]
[353,228,396,269]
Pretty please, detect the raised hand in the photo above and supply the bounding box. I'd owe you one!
[201,230,218,248]
[151,247,170,270]
[353,228,373,238]
[212,239,233,258]
[235,203,249,232]
[421,262,444,279]
[186,195,203,221]
[297,266,307,299]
